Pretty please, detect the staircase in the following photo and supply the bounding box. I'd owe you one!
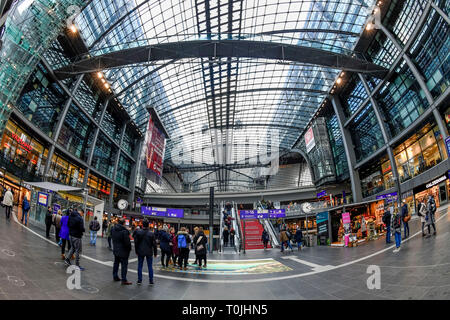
[240,216,272,250]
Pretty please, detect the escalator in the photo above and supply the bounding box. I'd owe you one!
[220,201,239,254]
[262,218,280,248]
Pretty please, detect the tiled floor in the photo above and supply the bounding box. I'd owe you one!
[0,204,449,300]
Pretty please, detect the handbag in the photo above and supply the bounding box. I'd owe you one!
[403,215,411,223]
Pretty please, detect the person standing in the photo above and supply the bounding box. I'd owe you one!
[60,210,72,260]
[2,188,13,220]
[64,209,85,270]
[89,216,101,246]
[170,227,179,266]
[106,220,114,250]
[418,198,427,237]
[401,200,410,239]
[53,210,62,244]
[261,229,270,250]
[382,207,392,244]
[45,207,53,238]
[159,226,172,269]
[426,195,437,235]
[192,226,199,265]
[294,226,303,251]
[21,197,30,226]
[193,227,208,269]
[280,228,293,253]
[177,227,191,270]
[102,218,108,238]
[229,228,236,247]
[111,218,132,285]
[222,226,229,248]
[133,219,157,285]
[392,209,402,253]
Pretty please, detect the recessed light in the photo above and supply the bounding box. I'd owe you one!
[69,25,77,33]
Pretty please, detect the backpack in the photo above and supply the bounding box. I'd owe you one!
[177,234,187,248]
[286,231,291,239]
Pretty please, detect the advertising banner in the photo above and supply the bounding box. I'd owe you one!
[145,115,166,177]
[37,192,48,206]
[342,212,351,234]
[316,211,329,236]
[445,136,450,157]
[304,127,316,153]
[53,203,61,215]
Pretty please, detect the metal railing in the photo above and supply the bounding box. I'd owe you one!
[234,202,245,254]
[230,204,241,253]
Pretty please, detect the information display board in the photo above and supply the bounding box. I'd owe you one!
[37,192,48,206]
[141,206,184,218]
[239,209,286,219]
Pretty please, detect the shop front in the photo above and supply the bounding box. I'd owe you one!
[413,174,449,209]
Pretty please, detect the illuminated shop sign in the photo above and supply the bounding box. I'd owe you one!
[426,175,448,189]
[11,133,32,152]
[317,190,327,198]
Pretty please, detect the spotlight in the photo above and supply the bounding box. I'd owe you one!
[104,83,110,89]
[336,78,342,84]
[69,25,77,33]
[97,72,103,79]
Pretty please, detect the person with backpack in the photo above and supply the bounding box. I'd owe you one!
[401,200,410,239]
[45,207,53,239]
[426,195,437,235]
[261,229,270,250]
[89,216,101,246]
[392,208,402,253]
[193,227,208,269]
[294,226,303,251]
[382,207,392,244]
[21,196,30,226]
[133,219,157,285]
[417,198,427,237]
[177,227,191,270]
[280,228,293,253]
[64,209,86,270]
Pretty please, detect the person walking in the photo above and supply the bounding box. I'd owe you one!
[45,207,53,238]
[2,188,13,220]
[222,226,229,248]
[170,227,179,266]
[382,207,392,244]
[294,226,303,251]
[418,198,427,237]
[21,197,30,226]
[177,227,191,270]
[280,228,293,253]
[64,209,85,270]
[102,218,108,238]
[229,228,236,247]
[159,225,172,269]
[133,219,157,285]
[426,195,437,235]
[401,200,410,239]
[106,220,114,250]
[111,218,132,285]
[261,229,270,250]
[60,210,72,260]
[193,227,208,269]
[392,209,402,253]
[192,226,199,265]
[89,216,101,246]
[53,210,62,244]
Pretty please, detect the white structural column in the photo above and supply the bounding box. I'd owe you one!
[358,73,402,203]
[374,19,449,140]
[330,95,363,203]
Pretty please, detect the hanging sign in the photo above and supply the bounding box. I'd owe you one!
[37,192,48,206]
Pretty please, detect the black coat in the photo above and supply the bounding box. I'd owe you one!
[159,230,171,252]
[111,224,131,258]
[67,211,85,238]
[294,230,303,242]
[133,228,157,257]
[223,229,229,241]
[45,210,53,225]
[193,232,208,256]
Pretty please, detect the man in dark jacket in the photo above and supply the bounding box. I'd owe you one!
[89,216,101,246]
[132,219,157,285]
[401,201,409,239]
[294,227,303,251]
[159,226,172,268]
[382,208,392,244]
[177,227,191,270]
[111,218,132,285]
[193,227,208,269]
[45,207,53,238]
[64,209,85,270]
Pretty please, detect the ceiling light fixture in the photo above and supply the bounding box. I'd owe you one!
[69,25,77,33]
[97,72,103,79]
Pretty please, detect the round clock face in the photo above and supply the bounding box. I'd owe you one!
[118,199,128,210]
[302,202,312,213]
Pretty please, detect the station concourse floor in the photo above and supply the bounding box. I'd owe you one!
[1,205,450,300]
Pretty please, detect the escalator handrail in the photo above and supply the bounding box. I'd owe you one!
[230,206,240,252]
[263,219,280,247]
[219,201,224,253]
[233,202,244,253]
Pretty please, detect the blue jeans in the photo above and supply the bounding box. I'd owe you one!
[403,221,409,238]
[394,232,401,248]
[386,226,391,243]
[137,255,154,283]
[90,231,97,245]
[21,210,28,225]
[297,241,302,249]
[113,255,128,281]
[281,241,293,252]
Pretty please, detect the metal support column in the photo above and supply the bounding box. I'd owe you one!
[330,95,363,203]
[109,121,128,208]
[43,75,84,180]
[358,73,402,206]
[376,22,448,140]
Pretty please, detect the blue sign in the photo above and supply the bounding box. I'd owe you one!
[166,208,184,218]
[317,190,327,198]
[141,206,184,218]
[239,209,286,219]
[316,211,328,224]
[446,136,450,158]
[37,192,48,206]
[239,210,258,219]
[268,209,286,218]
[376,192,398,201]
[53,203,61,215]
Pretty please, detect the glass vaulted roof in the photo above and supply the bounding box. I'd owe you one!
[75,0,375,189]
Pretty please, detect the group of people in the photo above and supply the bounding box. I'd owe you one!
[382,195,437,253]
[222,209,236,247]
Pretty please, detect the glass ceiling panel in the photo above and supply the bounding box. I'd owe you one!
[76,0,376,185]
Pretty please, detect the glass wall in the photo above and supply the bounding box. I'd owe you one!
[360,154,392,198]
[47,153,85,187]
[0,120,48,180]
[325,110,349,181]
[87,173,111,202]
[116,154,132,188]
[122,125,136,155]
[57,103,96,162]
[17,63,69,138]
[394,121,447,183]
[102,106,122,141]
[75,79,106,121]
[91,133,118,179]
[339,74,368,118]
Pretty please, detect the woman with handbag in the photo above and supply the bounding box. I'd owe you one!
[193,227,208,269]
[417,198,427,237]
